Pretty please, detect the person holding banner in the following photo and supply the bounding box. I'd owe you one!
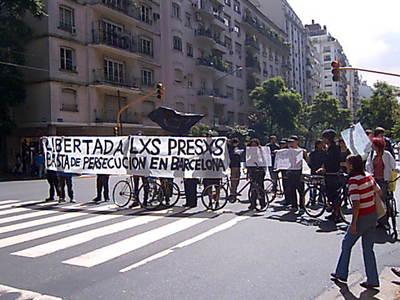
[267,135,280,192]
[57,171,75,203]
[246,139,266,210]
[45,169,59,201]
[228,138,243,200]
[93,174,110,203]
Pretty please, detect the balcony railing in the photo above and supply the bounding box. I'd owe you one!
[89,0,153,25]
[194,28,213,39]
[92,69,140,89]
[245,56,261,72]
[197,89,227,98]
[245,38,260,51]
[91,29,138,53]
[196,56,228,73]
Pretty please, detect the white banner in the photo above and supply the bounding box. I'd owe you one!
[274,148,304,170]
[42,136,230,178]
[245,146,271,167]
[341,123,372,160]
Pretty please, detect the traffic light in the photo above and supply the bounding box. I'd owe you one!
[113,126,119,136]
[156,83,164,99]
[331,60,341,82]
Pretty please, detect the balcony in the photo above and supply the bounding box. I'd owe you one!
[88,0,155,28]
[91,69,141,94]
[245,56,261,73]
[90,29,139,58]
[194,28,215,44]
[192,2,214,18]
[245,37,260,52]
[213,13,226,30]
[197,89,227,99]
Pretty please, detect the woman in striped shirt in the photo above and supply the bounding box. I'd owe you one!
[331,155,380,289]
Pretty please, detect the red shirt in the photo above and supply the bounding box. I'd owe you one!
[373,156,384,180]
[348,175,376,216]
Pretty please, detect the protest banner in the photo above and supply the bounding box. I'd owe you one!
[42,136,230,178]
[245,146,272,167]
[341,123,371,160]
[274,148,304,170]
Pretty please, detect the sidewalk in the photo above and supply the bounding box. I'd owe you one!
[317,267,400,299]
[0,174,96,182]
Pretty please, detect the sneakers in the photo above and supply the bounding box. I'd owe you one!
[92,197,101,203]
[359,281,379,289]
[391,267,400,277]
[69,198,76,203]
[330,273,347,283]
[58,198,66,203]
[45,197,54,202]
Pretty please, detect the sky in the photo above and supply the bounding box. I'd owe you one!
[288,0,400,88]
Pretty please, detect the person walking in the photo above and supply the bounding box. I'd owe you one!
[267,135,280,192]
[58,172,75,203]
[45,169,59,201]
[374,127,395,158]
[366,137,396,229]
[331,154,380,289]
[93,174,110,203]
[247,138,266,210]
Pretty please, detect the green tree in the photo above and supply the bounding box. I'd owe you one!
[357,82,400,135]
[301,92,351,146]
[0,0,45,134]
[249,77,303,137]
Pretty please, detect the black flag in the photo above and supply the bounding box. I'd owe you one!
[148,106,204,135]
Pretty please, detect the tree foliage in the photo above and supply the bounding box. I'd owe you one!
[249,77,303,138]
[357,82,400,136]
[0,0,45,134]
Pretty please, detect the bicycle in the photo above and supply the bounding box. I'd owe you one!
[386,175,399,240]
[303,173,352,224]
[112,176,165,210]
[201,175,269,212]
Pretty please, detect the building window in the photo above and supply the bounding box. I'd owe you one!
[223,14,231,27]
[224,0,231,6]
[104,59,124,82]
[234,22,240,36]
[59,5,75,32]
[141,69,154,87]
[139,37,153,56]
[236,65,242,78]
[226,61,233,72]
[140,5,152,24]
[172,3,181,19]
[186,43,193,57]
[60,47,76,71]
[174,69,184,84]
[173,36,182,51]
[323,46,330,53]
[225,36,232,50]
[236,89,244,101]
[226,86,234,98]
[61,88,78,112]
[235,42,242,56]
[187,74,193,88]
[324,55,331,62]
[233,0,241,13]
[185,13,192,28]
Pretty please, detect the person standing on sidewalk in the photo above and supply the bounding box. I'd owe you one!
[331,154,380,289]
[93,174,110,203]
[267,135,280,192]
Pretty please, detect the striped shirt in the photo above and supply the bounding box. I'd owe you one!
[348,174,376,216]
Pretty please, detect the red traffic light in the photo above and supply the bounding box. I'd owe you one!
[331,61,341,82]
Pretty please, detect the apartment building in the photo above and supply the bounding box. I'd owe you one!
[304,39,322,104]
[6,0,290,169]
[160,0,289,128]
[282,0,306,99]
[305,21,350,108]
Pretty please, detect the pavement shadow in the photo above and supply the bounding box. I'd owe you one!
[334,281,380,300]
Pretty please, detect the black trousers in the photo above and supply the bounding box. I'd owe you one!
[249,169,266,208]
[46,172,59,199]
[59,176,73,199]
[96,175,110,200]
[184,179,198,207]
[286,170,304,208]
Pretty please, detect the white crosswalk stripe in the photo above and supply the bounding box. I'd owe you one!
[0,283,62,300]
[0,200,19,208]
[12,214,166,258]
[120,215,249,272]
[0,200,249,272]
[63,215,210,268]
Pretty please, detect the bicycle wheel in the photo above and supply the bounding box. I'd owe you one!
[112,180,132,208]
[264,178,277,204]
[304,186,326,218]
[137,181,164,210]
[201,184,228,211]
[161,182,181,208]
[249,184,268,212]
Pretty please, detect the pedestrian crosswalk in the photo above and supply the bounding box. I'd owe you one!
[0,199,250,273]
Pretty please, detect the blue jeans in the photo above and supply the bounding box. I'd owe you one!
[335,213,379,285]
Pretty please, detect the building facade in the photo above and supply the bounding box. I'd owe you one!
[5,0,290,170]
[304,38,322,103]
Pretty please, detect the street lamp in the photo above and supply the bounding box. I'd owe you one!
[210,66,243,128]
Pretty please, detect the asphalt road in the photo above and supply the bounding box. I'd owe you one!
[0,176,398,300]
